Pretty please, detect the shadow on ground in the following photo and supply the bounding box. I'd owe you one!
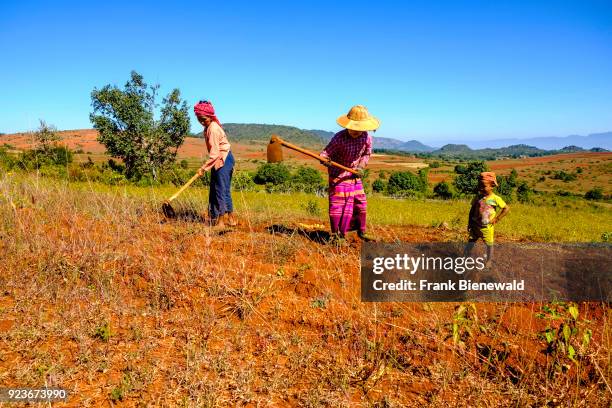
[266,224,331,244]
[161,206,206,222]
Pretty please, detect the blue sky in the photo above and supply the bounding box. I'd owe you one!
[1,0,611,144]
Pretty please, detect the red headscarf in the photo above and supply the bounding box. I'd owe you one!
[478,171,499,187]
[194,100,222,127]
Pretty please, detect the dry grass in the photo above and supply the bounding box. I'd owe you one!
[0,172,610,407]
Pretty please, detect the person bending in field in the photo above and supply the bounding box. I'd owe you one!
[194,100,237,229]
[466,172,510,266]
[320,105,379,243]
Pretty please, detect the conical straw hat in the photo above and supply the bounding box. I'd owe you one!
[336,105,380,131]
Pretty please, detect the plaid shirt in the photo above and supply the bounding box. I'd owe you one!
[320,130,372,180]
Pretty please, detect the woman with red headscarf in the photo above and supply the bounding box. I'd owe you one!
[194,100,237,228]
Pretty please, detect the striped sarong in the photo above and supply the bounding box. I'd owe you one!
[328,178,367,235]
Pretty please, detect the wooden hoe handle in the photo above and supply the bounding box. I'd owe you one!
[273,136,360,176]
[167,172,201,203]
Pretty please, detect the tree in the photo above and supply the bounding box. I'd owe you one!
[34,120,60,151]
[90,71,190,180]
[453,161,488,195]
[495,169,520,202]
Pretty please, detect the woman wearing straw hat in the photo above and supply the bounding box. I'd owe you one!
[320,105,379,242]
[194,100,237,228]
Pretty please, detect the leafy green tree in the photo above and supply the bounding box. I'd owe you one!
[433,181,453,199]
[453,161,488,195]
[253,163,291,185]
[90,71,190,180]
[495,169,520,202]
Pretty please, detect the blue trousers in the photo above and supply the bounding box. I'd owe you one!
[209,151,234,219]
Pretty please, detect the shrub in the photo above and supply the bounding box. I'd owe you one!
[81,156,95,169]
[107,159,125,174]
[372,179,386,193]
[387,171,426,196]
[433,181,453,199]
[135,176,160,187]
[302,199,321,216]
[552,170,577,182]
[232,171,256,191]
[292,166,324,186]
[0,147,15,170]
[516,181,534,203]
[264,182,291,194]
[194,170,211,187]
[429,161,441,168]
[158,167,193,186]
[16,145,73,170]
[254,163,291,185]
[101,170,129,185]
[453,161,488,195]
[555,190,573,197]
[179,159,189,169]
[39,165,68,179]
[68,165,87,182]
[584,187,604,201]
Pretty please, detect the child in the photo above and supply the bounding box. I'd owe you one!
[466,172,510,265]
[320,105,379,242]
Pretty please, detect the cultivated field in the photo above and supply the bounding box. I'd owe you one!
[1,172,611,406]
[0,129,611,406]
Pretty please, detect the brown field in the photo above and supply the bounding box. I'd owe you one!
[1,174,610,406]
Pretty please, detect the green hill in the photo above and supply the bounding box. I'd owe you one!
[222,123,327,147]
[430,143,548,159]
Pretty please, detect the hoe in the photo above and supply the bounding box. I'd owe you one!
[267,134,359,176]
[161,173,200,218]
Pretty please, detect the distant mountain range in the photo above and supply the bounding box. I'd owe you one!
[218,124,609,156]
[421,143,607,159]
[461,132,612,150]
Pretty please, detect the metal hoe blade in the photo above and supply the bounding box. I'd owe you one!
[267,134,284,163]
[161,200,176,218]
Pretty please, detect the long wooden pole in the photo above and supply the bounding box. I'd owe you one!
[272,135,360,176]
